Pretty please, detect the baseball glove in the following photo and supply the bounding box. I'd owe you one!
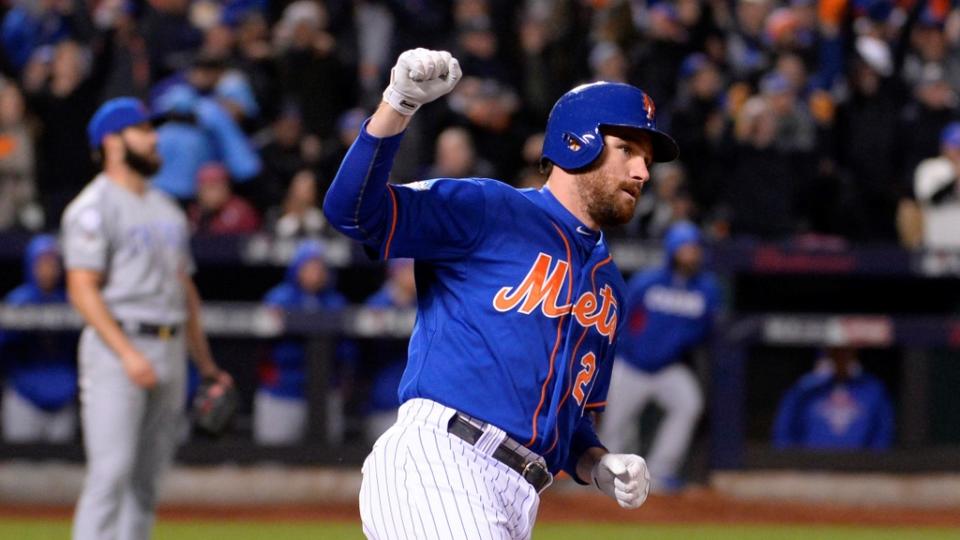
[192,378,238,436]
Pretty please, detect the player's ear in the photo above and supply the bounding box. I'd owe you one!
[90,145,104,168]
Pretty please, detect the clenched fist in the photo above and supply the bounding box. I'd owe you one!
[591,453,651,509]
[382,48,462,116]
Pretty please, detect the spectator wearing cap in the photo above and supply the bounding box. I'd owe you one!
[423,126,495,180]
[139,0,203,81]
[589,41,629,83]
[454,15,511,84]
[187,162,260,235]
[913,122,960,248]
[726,0,773,80]
[760,72,816,153]
[0,1,72,74]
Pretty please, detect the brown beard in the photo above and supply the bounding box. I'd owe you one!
[122,140,162,177]
[575,169,637,227]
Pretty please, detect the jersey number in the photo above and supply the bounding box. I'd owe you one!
[572,352,597,406]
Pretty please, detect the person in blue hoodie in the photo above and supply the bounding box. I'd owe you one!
[773,346,894,450]
[0,234,77,442]
[360,258,416,444]
[253,239,353,445]
[599,221,721,491]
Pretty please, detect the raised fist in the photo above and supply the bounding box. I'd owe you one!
[382,48,462,116]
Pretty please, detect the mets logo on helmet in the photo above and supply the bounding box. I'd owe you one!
[643,93,656,122]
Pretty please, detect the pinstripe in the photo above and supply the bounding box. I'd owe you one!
[382,427,406,538]
[372,434,390,538]
[428,429,470,539]
[402,447,432,539]
[415,429,453,539]
[460,437,500,539]
[448,436,485,539]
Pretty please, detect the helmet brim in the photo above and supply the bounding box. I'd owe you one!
[648,129,680,163]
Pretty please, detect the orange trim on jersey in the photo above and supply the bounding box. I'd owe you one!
[584,401,607,409]
[526,222,574,447]
[383,184,399,259]
[544,255,616,454]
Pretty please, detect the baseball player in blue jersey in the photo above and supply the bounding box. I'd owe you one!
[598,221,721,492]
[324,48,679,539]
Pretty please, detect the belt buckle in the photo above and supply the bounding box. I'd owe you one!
[521,460,553,494]
[158,325,172,340]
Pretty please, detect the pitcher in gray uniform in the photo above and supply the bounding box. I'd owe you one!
[62,97,233,540]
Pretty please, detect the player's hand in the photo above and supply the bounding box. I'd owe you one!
[382,48,462,116]
[202,367,234,389]
[591,453,651,509]
[122,350,158,389]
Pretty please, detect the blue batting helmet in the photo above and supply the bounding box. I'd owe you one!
[541,82,679,170]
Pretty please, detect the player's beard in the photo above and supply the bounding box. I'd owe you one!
[122,141,162,178]
[576,170,638,227]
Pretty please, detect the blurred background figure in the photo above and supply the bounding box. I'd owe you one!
[423,126,494,179]
[360,259,416,444]
[0,77,41,231]
[773,347,895,450]
[254,240,353,445]
[187,162,260,235]
[600,222,721,493]
[913,122,960,249]
[267,169,326,239]
[0,235,77,443]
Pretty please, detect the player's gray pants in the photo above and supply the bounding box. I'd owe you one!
[360,399,540,540]
[599,360,703,481]
[73,327,186,540]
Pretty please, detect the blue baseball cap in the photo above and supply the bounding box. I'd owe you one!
[87,97,153,149]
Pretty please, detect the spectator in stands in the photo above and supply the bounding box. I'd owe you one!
[773,347,895,450]
[0,0,73,74]
[152,83,261,202]
[268,169,326,239]
[622,161,694,239]
[913,122,960,249]
[24,34,115,228]
[187,162,260,235]
[599,222,721,492]
[722,95,799,239]
[274,0,355,138]
[258,104,309,208]
[0,234,77,443]
[361,259,416,443]
[423,126,495,180]
[254,240,353,445]
[898,63,959,195]
[0,77,41,231]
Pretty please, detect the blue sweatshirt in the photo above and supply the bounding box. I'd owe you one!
[618,223,721,373]
[773,362,895,450]
[0,235,77,411]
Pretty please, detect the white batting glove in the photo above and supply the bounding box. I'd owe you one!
[382,48,462,116]
[591,454,651,509]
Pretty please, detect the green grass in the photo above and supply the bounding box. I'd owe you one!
[2,519,958,540]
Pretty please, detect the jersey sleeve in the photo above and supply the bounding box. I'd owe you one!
[562,413,605,484]
[61,203,109,272]
[378,178,486,260]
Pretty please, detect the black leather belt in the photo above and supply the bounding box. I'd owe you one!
[447,413,553,494]
[120,321,181,339]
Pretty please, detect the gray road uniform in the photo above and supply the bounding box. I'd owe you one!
[62,173,194,540]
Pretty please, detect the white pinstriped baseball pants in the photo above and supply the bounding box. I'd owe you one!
[359,399,540,539]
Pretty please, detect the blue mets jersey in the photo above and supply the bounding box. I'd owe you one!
[324,121,625,477]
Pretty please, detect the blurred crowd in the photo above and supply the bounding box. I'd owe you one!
[0,0,958,248]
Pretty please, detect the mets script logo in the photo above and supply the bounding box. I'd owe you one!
[492,253,617,343]
[642,93,656,122]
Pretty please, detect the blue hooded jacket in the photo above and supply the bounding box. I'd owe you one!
[617,222,721,373]
[773,360,894,450]
[0,235,77,411]
[362,260,415,413]
[259,241,352,399]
